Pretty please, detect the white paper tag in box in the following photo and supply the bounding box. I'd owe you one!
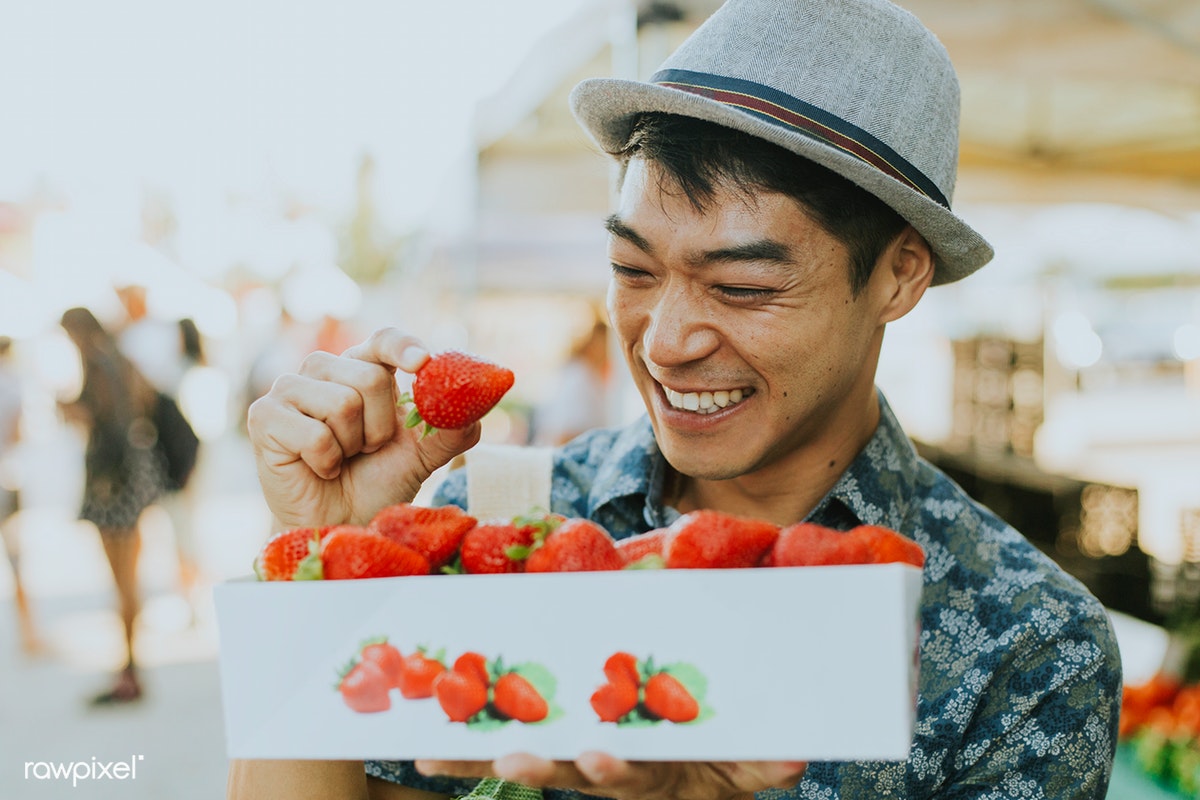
[215,564,922,761]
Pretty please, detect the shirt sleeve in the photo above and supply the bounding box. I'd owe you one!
[933,607,1122,799]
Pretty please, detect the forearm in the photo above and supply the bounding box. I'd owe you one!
[227,759,368,800]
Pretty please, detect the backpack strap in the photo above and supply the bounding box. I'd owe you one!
[465,444,554,520]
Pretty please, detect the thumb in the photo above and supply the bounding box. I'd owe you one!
[412,421,482,475]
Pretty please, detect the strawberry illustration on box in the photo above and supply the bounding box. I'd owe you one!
[591,652,712,725]
[335,639,561,728]
[434,652,561,728]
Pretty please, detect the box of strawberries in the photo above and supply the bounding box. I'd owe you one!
[216,349,923,761]
[214,502,924,762]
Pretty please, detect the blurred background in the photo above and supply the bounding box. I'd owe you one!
[0,0,1198,796]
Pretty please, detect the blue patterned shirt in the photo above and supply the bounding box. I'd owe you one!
[367,394,1121,798]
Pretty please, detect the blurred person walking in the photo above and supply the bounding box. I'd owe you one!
[0,335,41,654]
[60,307,166,704]
[115,285,203,613]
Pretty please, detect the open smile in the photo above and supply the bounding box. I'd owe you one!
[659,383,755,415]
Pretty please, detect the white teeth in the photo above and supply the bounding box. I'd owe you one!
[664,385,750,413]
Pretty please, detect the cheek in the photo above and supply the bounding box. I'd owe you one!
[606,284,643,350]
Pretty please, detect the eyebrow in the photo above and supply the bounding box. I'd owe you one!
[604,214,795,268]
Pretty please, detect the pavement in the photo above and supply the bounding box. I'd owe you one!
[0,432,272,800]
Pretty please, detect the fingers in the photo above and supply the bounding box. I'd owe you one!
[295,350,400,455]
[341,328,430,374]
[415,755,807,800]
[248,391,347,480]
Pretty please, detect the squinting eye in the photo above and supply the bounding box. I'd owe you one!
[610,264,649,280]
[717,285,773,300]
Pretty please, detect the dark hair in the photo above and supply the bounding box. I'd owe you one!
[615,113,909,294]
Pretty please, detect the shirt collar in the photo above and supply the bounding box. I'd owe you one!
[817,393,919,531]
[588,392,919,531]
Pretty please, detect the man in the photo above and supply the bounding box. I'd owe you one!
[234,0,1120,797]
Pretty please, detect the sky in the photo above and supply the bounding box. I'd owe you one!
[0,0,597,225]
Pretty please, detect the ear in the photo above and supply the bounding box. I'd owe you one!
[874,226,935,324]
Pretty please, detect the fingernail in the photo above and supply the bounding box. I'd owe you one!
[400,345,428,371]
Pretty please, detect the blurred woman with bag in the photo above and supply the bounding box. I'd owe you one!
[60,307,165,704]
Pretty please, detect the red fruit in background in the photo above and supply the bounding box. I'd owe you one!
[433,670,488,722]
[591,679,639,723]
[492,673,549,723]
[368,503,477,570]
[397,651,446,699]
[319,526,431,580]
[643,672,699,723]
[615,529,668,567]
[663,510,780,569]
[769,523,872,567]
[525,518,624,573]
[459,522,537,574]
[254,527,330,581]
[849,525,925,568]
[405,350,515,431]
[452,651,491,688]
[603,652,640,688]
[338,660,392,714]
[359,639,405,690]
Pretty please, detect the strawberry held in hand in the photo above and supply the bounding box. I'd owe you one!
[401,350,514,434]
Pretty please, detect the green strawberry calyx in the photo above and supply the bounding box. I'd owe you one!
[396,392,436,439]
[503,509,563,560]
[292,530,325,581]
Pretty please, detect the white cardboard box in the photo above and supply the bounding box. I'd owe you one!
[214,564,922,761]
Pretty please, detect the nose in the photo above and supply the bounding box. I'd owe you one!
[642,282,720,368]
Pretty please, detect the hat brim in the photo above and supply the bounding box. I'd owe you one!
[570,77,993,286]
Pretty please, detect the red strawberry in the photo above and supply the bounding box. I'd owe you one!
[254,527,330,581]
[359,638,405,690]
[316,526,431,580]
[492,672,549,723]
[337,660,391,714]
[615,529,668,568]
[402,350,515,432]
[643,672,699,723]
[768,522,872,567]
[459,522,537,574]
[397,650,447,699]
[433,670,489,722]
[603,651,640,688]
[591,679,639,723]
[452,651,491,688]
[525,518,624,573]
[849,525,925,568]
[663,510,780,569]
[368,503,477,570]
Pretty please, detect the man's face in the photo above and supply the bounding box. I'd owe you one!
[606,159,889,484]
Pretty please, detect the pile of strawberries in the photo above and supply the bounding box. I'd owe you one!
[255,504,925,581]
[336,637,555,725]
[1120,671,1200,795]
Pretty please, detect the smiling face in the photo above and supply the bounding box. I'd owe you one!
[607,159,913,507]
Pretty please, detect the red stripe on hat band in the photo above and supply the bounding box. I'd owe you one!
[658,80,931,201]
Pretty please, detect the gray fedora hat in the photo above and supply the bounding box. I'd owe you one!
[570,0,993,285]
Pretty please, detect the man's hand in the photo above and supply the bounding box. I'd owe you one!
[247,328,481,528]
[414,753,806,800]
